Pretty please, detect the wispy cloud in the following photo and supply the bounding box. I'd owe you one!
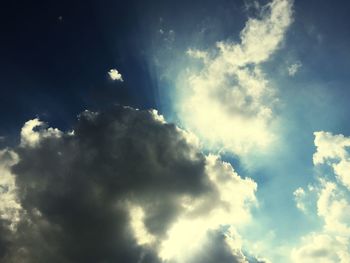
[287,62,302,76]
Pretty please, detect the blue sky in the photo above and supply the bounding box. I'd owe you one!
[1,0,350,262]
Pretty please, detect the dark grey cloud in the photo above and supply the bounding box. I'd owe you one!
[0,106,262,263]
[0,222,11,259]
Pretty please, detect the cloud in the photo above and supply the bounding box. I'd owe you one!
[0,149,21,260]
[108,68,123,81]
[176,0,293,156]
[0,150,21,230]
[292,181,350,262]
[0,106,263,263]
[287,62,302,76]
[313,131,350,190]
[20,118,62,148]
[292,131,350,262]
[293,187,307,212]
[291,233,350,263]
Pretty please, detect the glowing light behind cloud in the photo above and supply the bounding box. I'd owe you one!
[129,205,156,246]
[158,154,257,262]
[174,0,293,156]
[9,108,261,262]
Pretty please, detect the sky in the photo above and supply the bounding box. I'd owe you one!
[1,0,350,262]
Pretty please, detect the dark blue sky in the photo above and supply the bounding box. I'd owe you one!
[0,0,245,142]
[2,0,350,143]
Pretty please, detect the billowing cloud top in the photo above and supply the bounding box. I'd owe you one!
[0,106,265,263]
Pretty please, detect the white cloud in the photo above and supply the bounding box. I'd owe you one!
[157,154,257,262]
[123,149,258,263]
[313,131,350,190]
[186,48,208,63]
[292,186,350,263]
[294,187,307,212]
[291,233,350,263]
[292,132,350,262]
[316,180,350,234]
[129,205,156,246]
[20,118,62,148]
[287,62,302,76]
[108,68,123,81]
[0,149,21,231]
[177,0,293,156]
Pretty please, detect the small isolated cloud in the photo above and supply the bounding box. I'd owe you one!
[293,187,307,212]
[0,106,264,263]
[244,0,261,12]
[108,68,123,81]
[287,62,302,76]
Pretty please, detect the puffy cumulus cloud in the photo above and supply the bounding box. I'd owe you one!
[313,131,350,189]
[0,150,21,227]
[316,180,350,234]
[20,118,62,148]
[291,233,350,263]
[291,131,350,262]
[0,106,263,263]
[159,155,257,262]
[292,181,350,263]
[176,0,293,155]
[0,150,21,259]
[108,68,123,81]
